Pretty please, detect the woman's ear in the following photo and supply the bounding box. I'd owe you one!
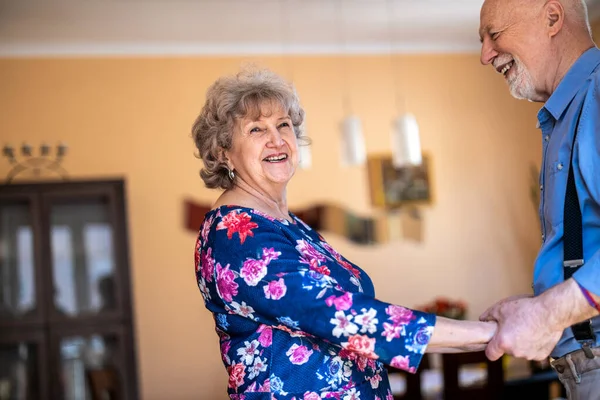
[545,1,564,38]
[219,150,234,170]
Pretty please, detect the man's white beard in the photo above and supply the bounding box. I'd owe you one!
[507,58,536,101]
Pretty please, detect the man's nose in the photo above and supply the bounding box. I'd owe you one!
[480,38,498,66]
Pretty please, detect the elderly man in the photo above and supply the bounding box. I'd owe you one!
[479,0,600,397]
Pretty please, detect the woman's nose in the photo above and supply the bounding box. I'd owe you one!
[266,126,284,146]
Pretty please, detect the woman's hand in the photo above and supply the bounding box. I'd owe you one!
[426,317,497,353]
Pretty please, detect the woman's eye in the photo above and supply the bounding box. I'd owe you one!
[278,122,290,128]
[250,127,262,133]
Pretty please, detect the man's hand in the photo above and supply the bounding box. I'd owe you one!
[480,295,563,361]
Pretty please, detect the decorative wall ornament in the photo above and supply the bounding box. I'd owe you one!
[368,153,433,209]
[2,143,68,183]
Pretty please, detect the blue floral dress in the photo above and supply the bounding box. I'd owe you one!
[195,205,436,400]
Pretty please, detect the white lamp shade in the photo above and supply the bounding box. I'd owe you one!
[298,143,312,169]
[392,113,422,168]
[341,115,366,166]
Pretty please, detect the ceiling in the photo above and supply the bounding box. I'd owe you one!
[1,0,600,56]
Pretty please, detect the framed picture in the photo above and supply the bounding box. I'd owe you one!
[367,153,433,208]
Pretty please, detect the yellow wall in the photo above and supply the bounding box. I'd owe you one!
[0,54,542,399]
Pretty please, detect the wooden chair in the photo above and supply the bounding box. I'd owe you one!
[386,354,431,400]
[441,351,504,400]
[86,367,120,400]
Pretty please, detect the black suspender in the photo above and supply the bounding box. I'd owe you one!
[563,105,596,359]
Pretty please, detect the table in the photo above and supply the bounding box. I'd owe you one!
[387,355,564,400]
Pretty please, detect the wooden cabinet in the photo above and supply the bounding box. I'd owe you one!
[0,180,138,400]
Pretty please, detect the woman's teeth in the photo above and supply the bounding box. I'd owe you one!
[264,155,287,162]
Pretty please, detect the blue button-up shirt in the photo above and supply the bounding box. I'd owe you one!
[534,47,600,358]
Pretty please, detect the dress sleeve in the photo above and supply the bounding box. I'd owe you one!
[201,208,436,372]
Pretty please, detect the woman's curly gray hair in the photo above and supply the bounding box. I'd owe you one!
[192,68,307,190]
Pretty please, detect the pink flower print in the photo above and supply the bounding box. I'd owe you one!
[257,326,273,347]
[303,392,321,400]
[237,340,260,365]
[325,292,353,311]
[330,311,359,338]
[240,258,267,286]
[248,356,268,379]
[356,355,368,372]
[339,260,361,279]
[354,308,378,334]
[319,240,338,258]
[230,301,255,319]
[369,372,383,389]
[221,339,231,364]
[386,390,394,400]
[217,210,258,244]
[381,322,403,342]
[227,362,246,390]
[386,305,415,325]
[343,388,360,400]
[262,247,281,263]
[194,239,201,272]
[200,247,215,282]
[296,240,327,266]
[201,213,215,244]
[311,264,331,276]
[252,209,277,221]
[258,378,270,392]
[216,263,238,303]
[263,278,287,300]
[390,355,416,373]
[367,359,377,370]
[286,344,313,365]
[342,334,378,359]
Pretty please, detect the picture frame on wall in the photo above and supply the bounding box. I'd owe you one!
[367,153,433,209]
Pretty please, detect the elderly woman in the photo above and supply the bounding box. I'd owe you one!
[192,68,496,399]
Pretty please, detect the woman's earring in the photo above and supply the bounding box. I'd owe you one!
[227,168,235,181]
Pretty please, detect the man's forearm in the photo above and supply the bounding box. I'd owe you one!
[537,278,600,331]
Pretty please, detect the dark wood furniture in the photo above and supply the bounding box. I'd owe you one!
[0,180,138,400]
[441,351,504,399]
[386,354,431,399]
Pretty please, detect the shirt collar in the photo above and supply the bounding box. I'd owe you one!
[543,47,600,121]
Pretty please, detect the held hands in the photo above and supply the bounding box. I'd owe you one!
[479,294,563,361]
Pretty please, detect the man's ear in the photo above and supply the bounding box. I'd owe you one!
[545,1,564,37]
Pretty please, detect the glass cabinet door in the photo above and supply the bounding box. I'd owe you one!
[0,331,47,400]
[47,198,121,320]
[52,329,130,400]
[0,198,41,325]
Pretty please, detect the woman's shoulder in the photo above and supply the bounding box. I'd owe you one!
[200,205,290,245]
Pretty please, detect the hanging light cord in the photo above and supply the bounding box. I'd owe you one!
[385,0,407,115]
[336,0,352,116]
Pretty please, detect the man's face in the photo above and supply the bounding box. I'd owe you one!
[479,0,549,101]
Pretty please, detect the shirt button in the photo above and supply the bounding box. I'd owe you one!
[557,163,563,170]
[544,135,550,142]
[540,184,544,190]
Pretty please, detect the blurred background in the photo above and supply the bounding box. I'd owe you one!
[2,1,600,399]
